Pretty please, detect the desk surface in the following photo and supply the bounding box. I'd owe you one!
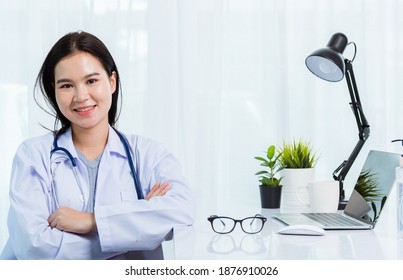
[172,191,403,260]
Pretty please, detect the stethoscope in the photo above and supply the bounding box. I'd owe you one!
[50,130,144,211]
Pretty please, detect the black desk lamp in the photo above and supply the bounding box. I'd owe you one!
[305,32,370,210]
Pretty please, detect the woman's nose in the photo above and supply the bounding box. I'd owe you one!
[73,84,89,102]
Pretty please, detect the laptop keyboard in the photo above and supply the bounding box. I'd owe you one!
[302,213,363,227]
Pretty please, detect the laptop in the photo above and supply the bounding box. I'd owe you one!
[273,150,400,230]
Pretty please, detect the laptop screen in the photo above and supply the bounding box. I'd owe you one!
[344,150,400,227]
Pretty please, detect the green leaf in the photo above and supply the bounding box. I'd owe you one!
[255,157,270,167]
[267,145,275,160]
[260,162,270,167]
[371,202,377,222]
[381,196,387,209]
[254,156,268,162]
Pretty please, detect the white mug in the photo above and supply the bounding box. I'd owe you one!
[297,180,340,213]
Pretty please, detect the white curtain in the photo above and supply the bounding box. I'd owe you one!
[1,0,403,251]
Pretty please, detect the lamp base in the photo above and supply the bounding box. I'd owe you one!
[338,200,348,210]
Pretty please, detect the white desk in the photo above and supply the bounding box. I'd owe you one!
[172,195,403,260]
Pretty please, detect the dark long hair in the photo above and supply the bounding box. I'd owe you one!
[34,31,121,135]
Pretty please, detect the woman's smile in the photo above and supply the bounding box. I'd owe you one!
[74,105,96,116]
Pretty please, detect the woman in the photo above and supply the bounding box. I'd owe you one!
[0,31,196,259]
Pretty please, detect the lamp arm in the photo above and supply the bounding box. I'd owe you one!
[345,60,370,132]
[332,59,370,202]
[332,136,369,199]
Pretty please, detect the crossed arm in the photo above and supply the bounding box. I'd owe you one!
[47,181,170,234]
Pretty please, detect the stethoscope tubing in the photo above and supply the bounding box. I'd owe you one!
[115,131,144,200]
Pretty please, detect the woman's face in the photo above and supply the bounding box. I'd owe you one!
[54,51,116,133]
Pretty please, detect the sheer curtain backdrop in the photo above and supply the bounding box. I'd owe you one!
[1,0,403,252]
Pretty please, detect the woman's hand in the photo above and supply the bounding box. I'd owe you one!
[48,206,96,234]
[145,181,170,200]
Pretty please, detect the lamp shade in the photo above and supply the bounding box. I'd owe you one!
[305,33,348,82]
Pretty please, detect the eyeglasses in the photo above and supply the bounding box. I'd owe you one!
[207,214,267,234]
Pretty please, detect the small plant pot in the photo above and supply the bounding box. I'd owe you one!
[259,185,282,209]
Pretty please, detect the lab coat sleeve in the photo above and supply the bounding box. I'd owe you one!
[95,139,196,253]
[7,140,108,259]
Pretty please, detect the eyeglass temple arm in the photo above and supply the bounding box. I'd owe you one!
[249,214,266,226]
[208,215,226,227]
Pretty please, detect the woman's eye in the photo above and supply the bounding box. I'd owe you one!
[87,79,97,85]
[60,84,72,89]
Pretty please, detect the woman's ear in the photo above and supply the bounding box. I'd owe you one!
[110,71,117,94]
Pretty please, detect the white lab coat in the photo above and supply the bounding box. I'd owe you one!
[0,126,196,259]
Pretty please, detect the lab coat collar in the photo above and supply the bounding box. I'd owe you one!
[104,126,128,159]
[55,126,128,161]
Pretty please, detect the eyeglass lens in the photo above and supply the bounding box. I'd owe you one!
[211,217,235,234]
[241,217,264,234]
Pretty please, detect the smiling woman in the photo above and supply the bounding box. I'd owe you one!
[0,31,196,260]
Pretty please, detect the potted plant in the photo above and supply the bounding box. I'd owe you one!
[278,139,318,211]
[279,138,318,169]
[255,145,284,208]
